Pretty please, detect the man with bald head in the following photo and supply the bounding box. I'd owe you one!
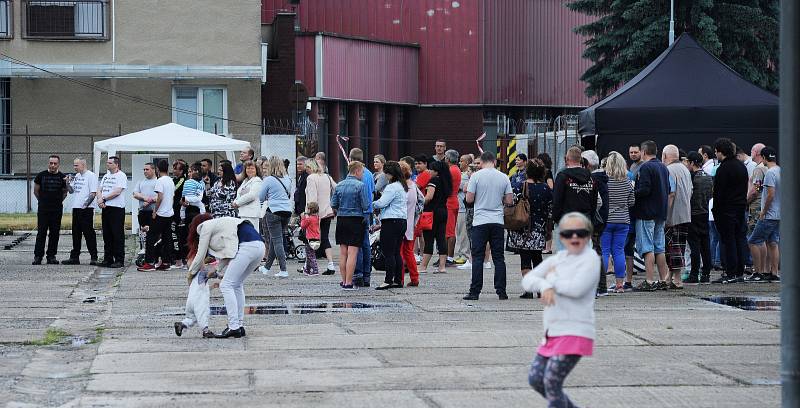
[662,144,692,288]
[746,143,768,279]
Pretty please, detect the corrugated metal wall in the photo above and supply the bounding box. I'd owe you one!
[270,0,592,107]
[482,0,593,107]
[320,36,419,104]
[295,35,316,96]
[296,0,482,104]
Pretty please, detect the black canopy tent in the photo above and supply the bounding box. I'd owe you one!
[579,34,778,156]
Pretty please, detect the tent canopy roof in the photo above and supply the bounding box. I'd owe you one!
[579,33,778,137]
[93,123,250,153]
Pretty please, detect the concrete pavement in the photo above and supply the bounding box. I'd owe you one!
[0,231,781,407]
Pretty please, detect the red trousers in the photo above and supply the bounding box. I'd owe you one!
[400,238,419,284]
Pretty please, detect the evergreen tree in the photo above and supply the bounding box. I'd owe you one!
[568,0,777,99]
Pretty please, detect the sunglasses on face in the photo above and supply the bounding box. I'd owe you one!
[559,229,591,239]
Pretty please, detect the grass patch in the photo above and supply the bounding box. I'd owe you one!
[90,327,105,344]
[25,328,71,346]
[0,213,132,231]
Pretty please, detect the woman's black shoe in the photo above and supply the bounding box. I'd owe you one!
[174,322,186,337]
[520,292,534,299]
[375,283,393,290]
[215,327,243,338]
[240,327,246,337]
[391,283,403,288]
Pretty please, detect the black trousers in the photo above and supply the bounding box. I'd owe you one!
[423,208,447,255]
[687,213,711,275]
[35,209,62,258]
[593,227,607,293]
[716,210,747,277]
[176,206,200,261]
[380,219,405,285]
[101,206,126,263]
[70,208,97,259]
[519,250,543,270]
[469,223,507,296]
[145,215,174,264]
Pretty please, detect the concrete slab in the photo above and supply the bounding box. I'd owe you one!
[86,371,251,393]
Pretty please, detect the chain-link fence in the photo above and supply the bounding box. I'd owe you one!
[0,132,264,213]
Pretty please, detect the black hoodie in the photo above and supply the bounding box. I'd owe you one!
[552,167,598,223]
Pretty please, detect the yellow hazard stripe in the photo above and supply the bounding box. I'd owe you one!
[507,137,517,176]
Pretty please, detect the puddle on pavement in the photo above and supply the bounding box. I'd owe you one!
[210,302,402,315]
[702,296,780,311]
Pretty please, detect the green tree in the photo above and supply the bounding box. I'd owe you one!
[568,0,777,99]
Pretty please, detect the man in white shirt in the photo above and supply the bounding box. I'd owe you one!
[97,156,127,268]
[463,151,514,301]
[138,160,176,271]
[62,158,98,265]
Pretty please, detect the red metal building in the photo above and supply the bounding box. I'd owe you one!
[262,0,593,177]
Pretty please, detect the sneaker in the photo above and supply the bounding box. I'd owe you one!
[322,268,336,275]
[682,275,700,284]
[445,259,456,267]
[634,280,656,292]
[342,284,356,291]
[454,256,467,265]
[109,261,124,269]
[765,274,780,282]
[61,258,80,265]
[457,261,472,270]
[722,276,745,284]
[46,257,59,265]
[432,260,440,267]
[483,262,492,269]
[655,281,669,291]
[137,263,156,272]
[711,274,730,284]
[414,254,422,264]
[613,284,625,294]
[700,274,711,284]
[274,271,289,278]
[745,272,764,282]
[168,263,182,270]
[259,265,269,275]
[156,263,170,271]
[174,322,185,337]
[607,283,618,291]
[596,290,609,297]
[668,282,684,290]
[622,282,634,292]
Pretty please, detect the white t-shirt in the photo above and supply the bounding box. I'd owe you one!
[100,171,128,208]
[466,167,512,226]
[70,170,98,209]
[154,175,175,218]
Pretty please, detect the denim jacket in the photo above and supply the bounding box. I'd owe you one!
[331,175,370,218]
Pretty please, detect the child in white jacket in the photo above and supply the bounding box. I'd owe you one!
[174,262,220,338]
[521,212,600,408]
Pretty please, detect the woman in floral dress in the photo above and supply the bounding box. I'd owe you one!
[208,162,239,218]
[507,158,552,298]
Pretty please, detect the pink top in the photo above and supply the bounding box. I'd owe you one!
[300,214,321,240]
[536,335,594,357]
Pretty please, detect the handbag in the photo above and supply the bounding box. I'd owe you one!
[504,182,530,231]
[418,211,433,231]
[308,239,321,250]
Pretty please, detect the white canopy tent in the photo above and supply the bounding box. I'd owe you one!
[92,123,250,174]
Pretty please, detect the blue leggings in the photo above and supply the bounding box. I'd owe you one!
[529,354,582,408]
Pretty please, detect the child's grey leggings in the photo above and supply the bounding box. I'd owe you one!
[528,354,582,408]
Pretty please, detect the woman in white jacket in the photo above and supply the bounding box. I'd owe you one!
[187,214,265,339]
[521,212,599,408]
[232,161,263,232]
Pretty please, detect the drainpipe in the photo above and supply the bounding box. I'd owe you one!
[111,0,115,62]
[781,0,799,405]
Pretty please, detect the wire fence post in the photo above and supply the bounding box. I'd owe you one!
[25,126,31,213]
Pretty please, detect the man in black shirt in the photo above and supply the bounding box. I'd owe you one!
[295,156,309,216]
[33,155,68,265]
[711,138,750,283]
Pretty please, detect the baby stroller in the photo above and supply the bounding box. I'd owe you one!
[369,224,385,271]
[285,217,307,261]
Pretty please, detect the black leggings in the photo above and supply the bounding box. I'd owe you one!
[317,216,333,258]
[380,219,405,285]
[423,208,447,255]
[519,250,543,270]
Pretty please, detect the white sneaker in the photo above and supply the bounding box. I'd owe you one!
[483,262,492,269]
[457,261,472,270]
[274,270,289,278]
[259,266,269,275]
[414,254,422,264]
[327,263,337,271]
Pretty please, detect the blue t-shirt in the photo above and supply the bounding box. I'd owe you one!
[761,166,780,220]
[237,220,264,243]
[183,178,204,197]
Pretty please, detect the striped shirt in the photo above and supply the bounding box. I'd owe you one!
[183,178,205,198]
[606,178,635,224]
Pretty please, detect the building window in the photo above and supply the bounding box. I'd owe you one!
[0,78,10,174]
[1,0,11,39]
[24,0,107,40]
[172,86,228,134]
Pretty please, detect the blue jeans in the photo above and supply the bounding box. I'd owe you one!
[601,223,629,280]
[748,219,780,244]
[469,223,507,296]
[635,219,665,256]
[709,220,722,267]
[354,228,372,284]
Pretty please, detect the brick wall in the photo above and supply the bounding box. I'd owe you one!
[262,13,296,123]
[405,107,484,158]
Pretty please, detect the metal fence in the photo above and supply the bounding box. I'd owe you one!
[492,115,582,172]
[0,132,263,213]
[23,0,108,39]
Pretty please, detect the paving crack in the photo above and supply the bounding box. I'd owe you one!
[414,390,443,408]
